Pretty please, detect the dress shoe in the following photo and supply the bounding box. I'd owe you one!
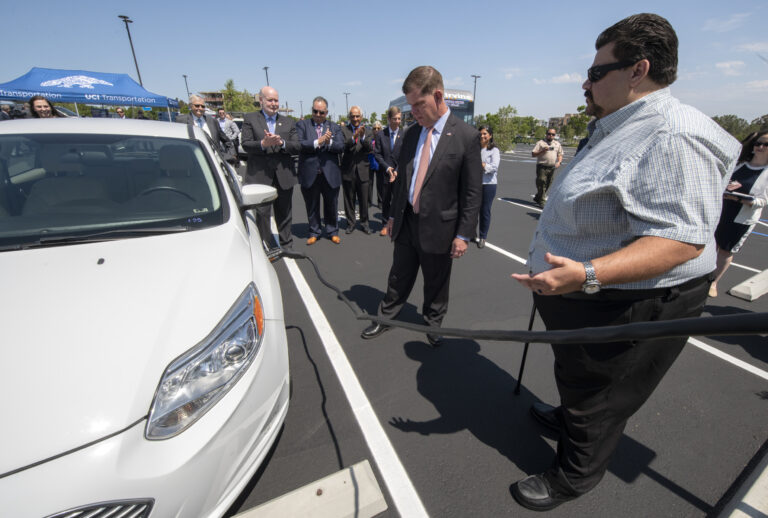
[306,236,317,245]
[530,402,560,432]
[477,238,486,249]
[331,235,341,244]
[380,227,388,236]
[345,225,355,234]
[510,474,577,511]
[361,322,391,339]
[426,333,443,347]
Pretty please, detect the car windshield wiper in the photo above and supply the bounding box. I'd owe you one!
[9,226,191,249]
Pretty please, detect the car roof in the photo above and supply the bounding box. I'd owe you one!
[0,118,196,139]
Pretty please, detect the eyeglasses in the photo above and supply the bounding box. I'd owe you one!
[587,60,636,83]
[312,109,327,115]
[191,103,205,108]
[754,141,768,148]
[547,133,556,136]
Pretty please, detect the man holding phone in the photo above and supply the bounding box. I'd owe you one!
[531,129,563,207]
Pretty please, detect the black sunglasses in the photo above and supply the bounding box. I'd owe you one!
[587,60,636,83]
[754,141,768,148]
[312,109,327,115]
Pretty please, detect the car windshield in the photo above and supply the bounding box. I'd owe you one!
[0,133,224,249]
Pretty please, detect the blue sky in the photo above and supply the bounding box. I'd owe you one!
[3,0,766,122]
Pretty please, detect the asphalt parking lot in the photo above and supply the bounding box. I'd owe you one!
[228,144,768,517]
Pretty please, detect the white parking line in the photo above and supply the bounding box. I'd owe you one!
[283,257,429,518]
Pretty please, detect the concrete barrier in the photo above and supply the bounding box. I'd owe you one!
[729,269,768,301]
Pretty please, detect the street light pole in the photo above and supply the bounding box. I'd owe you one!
[471,74,481,103]
[343,92,350,114]
[118,15,143,87]
[299,100,303,118]
[182,74,190,99]
[263,66,270,86]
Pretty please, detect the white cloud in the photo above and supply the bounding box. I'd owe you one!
[703,13,749,32]
[388,78,404,84]
[715,61,745,76]
[534,73,584,85]
[444,76,464,87]
[341,80,362,87]
[736,42,768,53]
[745,80,768,90]
[502,68,522,79]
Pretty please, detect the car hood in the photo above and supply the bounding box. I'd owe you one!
[0,223,260,475]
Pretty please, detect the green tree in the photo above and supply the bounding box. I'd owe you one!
[369,112,377,126]
[749,114,768,133]
[712,114,750,140]
[221,79,258,113]
[381,112,388,126]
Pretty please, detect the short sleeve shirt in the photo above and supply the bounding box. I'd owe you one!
[527,88,741,289]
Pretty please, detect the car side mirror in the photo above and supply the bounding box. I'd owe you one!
[239,183,277,211]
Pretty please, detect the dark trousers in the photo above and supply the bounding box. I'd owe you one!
[533,274,711,495]
[254,182,293,248]
[301,173,339,237]
[342,170,370,229]
[369,167,384,208]
[379,206,453,327]
[535,164,556,203]
[380,175,393,222]
[479,184,496,239]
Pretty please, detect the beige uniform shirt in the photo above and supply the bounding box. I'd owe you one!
[534,139,562,166]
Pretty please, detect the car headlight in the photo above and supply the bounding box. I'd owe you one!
[145,284,265,440]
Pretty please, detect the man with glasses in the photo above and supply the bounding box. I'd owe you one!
[115,108,126,119]
[531,129,562,207]
[295,96,345,245]
[510,14,740,511]
[176,95,235,162]
[241,86,300,250]
[341,106,374,234]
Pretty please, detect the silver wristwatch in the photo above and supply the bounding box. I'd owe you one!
[581,261,601,294]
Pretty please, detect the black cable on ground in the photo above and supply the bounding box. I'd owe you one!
[281,250,768,344]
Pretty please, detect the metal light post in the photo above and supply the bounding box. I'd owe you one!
[118,15,143,87]
[471,74,481,103]
[182,74,190,99]
[343,92,350,114]
[263,66,270,86]
[299,100,303,118]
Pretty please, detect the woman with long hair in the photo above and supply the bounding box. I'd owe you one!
[29,96,61,118]
[710,130,768,296]
[476,125,500,248]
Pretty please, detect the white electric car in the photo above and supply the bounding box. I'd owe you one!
[0,118,289,517]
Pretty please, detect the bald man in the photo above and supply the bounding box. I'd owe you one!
[340,106,374,234]
[241,86,301,249]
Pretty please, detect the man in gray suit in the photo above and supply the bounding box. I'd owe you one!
[240,86,300,249]
[176,95,235,162]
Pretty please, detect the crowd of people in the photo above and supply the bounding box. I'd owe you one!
[4,13,767,512]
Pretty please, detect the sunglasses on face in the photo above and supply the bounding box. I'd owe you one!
[191,104,205,108]
[587,60,636,83]
[754,141,768,148]
[313,109,327,115]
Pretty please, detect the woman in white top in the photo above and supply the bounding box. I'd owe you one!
[476,125,500,248]
[710,130,768,297]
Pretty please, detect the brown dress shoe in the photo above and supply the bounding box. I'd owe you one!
[306,236,317,245]
[331,235,341,244]
[380,227,388,236]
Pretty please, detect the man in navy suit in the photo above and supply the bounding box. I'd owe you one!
[362,66,482,346]
[296,96,345,245]
[240,86,300,249]
[340,106,374,234]
[373,106,403,236]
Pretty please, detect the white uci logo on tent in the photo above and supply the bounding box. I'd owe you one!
[40,75,114,89]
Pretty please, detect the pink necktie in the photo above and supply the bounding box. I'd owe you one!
[316,124,322,138]
[412,126,433,214]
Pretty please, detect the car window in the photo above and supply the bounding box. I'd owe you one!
[0,134,224,248]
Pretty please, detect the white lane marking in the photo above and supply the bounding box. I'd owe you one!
[484,241,527,265]
[688,338,768,381]
[283,257,429,518]
[495,197,764,273]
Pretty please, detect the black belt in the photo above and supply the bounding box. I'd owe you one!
[560,272,714,302]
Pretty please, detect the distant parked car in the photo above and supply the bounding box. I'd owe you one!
[0,118,290,517]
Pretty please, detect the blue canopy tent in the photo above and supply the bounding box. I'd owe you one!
[0,67,179,119]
